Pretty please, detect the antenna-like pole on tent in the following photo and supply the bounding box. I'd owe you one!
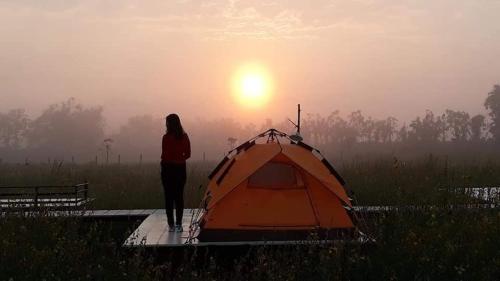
[297,104,301,134]
[288,104,303,142]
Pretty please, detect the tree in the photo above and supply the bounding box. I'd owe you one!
[409,110,442,143]
[348,110,365,143]
[385,117,399,143]
[374,117,398,143]
[303,114,328,146]
[362,117,375,143]
[326,111,356,146]
[445,109,470,142]
[26,99,105,159]
[484,84,500,143]
[113,115,162,161]
[470,114,486,142]
[186,117,248,160]
[436,113,447,142]
[0,109,29,149]
[397,123,409,143]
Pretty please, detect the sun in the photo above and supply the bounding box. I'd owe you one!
[241,74,265,98]
[232,63,273,108]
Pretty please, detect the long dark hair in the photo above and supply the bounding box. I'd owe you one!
[166,114,185,139]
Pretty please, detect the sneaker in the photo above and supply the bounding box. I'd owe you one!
[175,225,183,233]
[168,225,176,232]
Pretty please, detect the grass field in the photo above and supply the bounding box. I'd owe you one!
[1,155,499,208]
[1,156,499,280]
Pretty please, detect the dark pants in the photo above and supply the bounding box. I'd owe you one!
[161,162,186,226]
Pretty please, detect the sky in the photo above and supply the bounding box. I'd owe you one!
[1,0,500,131]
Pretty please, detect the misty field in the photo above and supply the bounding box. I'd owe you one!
[1,156,500,208]
[1,156,499,280]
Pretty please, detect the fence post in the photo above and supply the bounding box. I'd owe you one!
[118,154,121,165]
[84,183,89,202]
[34,186,39,208]
[74,185,78,206]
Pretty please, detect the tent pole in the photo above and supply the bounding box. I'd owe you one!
[297,104,301,134]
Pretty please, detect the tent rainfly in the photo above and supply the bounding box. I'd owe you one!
[196,129,356,242]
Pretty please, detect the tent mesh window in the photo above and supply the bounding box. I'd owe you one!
[247,162,304,189]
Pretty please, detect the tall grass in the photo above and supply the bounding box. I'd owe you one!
[0,213,156,280]
[0,161,213,209]
[0,156,499,280]
[1,156,499,208]
[1,209,497,280]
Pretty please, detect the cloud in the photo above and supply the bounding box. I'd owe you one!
[3,0,498,46]
[0,0,349,40]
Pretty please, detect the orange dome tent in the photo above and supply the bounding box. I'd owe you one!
[195,129,356,242]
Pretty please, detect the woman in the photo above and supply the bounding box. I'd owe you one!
[161,114,191,232]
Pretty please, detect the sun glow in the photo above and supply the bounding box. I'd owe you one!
[232,63,273,108]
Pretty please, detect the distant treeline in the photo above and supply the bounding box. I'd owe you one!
[1,85,500,163]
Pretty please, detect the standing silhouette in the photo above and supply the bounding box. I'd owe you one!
[161,114,191,232]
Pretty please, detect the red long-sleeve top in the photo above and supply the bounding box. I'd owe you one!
[161,133,191,164]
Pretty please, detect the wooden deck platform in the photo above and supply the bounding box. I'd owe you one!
[123,203,498,247]
[124,208,366,247]
[122,208,329,247]
[124,209,198,247]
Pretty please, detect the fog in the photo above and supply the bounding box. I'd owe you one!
[2,1,500,125]
[1,84,500,163]
[1,1,500,162]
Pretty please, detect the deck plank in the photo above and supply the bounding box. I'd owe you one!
[124,209,197,246]
[112,210,131,216]
[106,210,121,216]
[125,209,144,215]
[144,214,169,244]
[125,213,161,245]
[91,210,110,216]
